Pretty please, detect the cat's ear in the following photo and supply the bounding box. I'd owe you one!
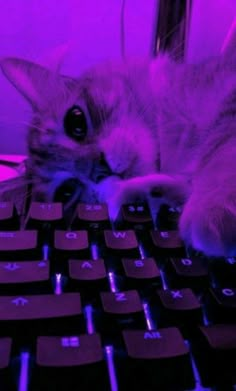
[221,17,236,56]
[0,57,63,109]
[39,41,74,72]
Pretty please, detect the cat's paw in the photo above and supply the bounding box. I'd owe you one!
[179,193,236,256]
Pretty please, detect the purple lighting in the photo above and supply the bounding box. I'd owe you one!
[108,272,118,293]
[105,345,118,391]
[84,305,95,334]
[19,351,30,391]
[42,244,49,261]
[55,273,62,295]
[90,242,99,260]
[143,301,155,330]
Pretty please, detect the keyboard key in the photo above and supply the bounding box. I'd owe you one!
[75,203,110,229]
[26,202,64,243]
[122,257,161,291]
[69,259,107,280]
[0,230,37,251]
[150,230,185,259]
[204,287,236,323]
[68,259,109,297]
[0,338,13,390]
[209,256,236,288]
[32,334,110,391]
[98,290,146,334]
[116,202,153,230]
[0,260,50,294]
[0,338,11,368]
[156,204,181,230]
[54,230,90,259]
[151,230,184,249]
[191,324,236,387]
[153,288,202,337]
[163,257,209,292]
[27,202,63,224]
[0,293,85,341]
[104,230,139,257]
[54,230,88,250]
[0,230,39,260]
[0,202,19,230]
[116,328,195,390]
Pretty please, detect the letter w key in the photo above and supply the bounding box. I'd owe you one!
[104,230,139,256]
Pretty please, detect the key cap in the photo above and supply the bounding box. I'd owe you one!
[0,201,19,230]
[26,202,64,244]
[0,260,50,295]
[0,338,13,390]
[191,324,236,387]
[68,259,109,298]
[104,230,139,257]
[0,230,39,260]
[54,230,90,262]
[0,293,85,343]
[122,257,161,291]
[153,288,202,337]
[116,328,195,390]
[151,230,184,249]
[156,204,181,230]
[209,256,236,287]
[204,287,236,323]
[163,257,209,293]
[98,290,146,336]
[75,203,110,230]
[116,202,153,230]
[27,202,63,226]
[32,334,110,391]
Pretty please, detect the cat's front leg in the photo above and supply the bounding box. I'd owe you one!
[179,144,236,256]
[104,173,190,220]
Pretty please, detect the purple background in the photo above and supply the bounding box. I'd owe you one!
[0,0,235,154]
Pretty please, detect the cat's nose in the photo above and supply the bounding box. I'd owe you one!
[90,154,113,183]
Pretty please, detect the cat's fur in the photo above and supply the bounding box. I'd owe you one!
[0,29,236,257]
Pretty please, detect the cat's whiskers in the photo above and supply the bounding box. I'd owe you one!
[22,121,46,132]
[0,117,46,133]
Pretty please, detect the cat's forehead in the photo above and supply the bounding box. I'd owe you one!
[77,64,127,110]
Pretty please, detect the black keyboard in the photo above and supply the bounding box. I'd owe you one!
[0,185,236,390]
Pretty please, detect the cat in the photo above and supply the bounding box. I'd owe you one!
[0,25,236,258]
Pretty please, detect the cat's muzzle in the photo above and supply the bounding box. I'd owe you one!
[90,155,114,184]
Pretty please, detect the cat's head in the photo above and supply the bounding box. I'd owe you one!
[0,58,158,210]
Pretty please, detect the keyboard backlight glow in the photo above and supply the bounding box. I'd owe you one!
[143,301,155,330]
[19,351,30,391]
[138,242,145,259]
[84,305,94,334]
[160,269,168,290]
[55,273,62,295]
[108,272,117,293]
[90,243,99,260]
[42,244,49,260]
[105,345,118,391]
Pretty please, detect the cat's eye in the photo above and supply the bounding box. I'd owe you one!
[64,105,87,141]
